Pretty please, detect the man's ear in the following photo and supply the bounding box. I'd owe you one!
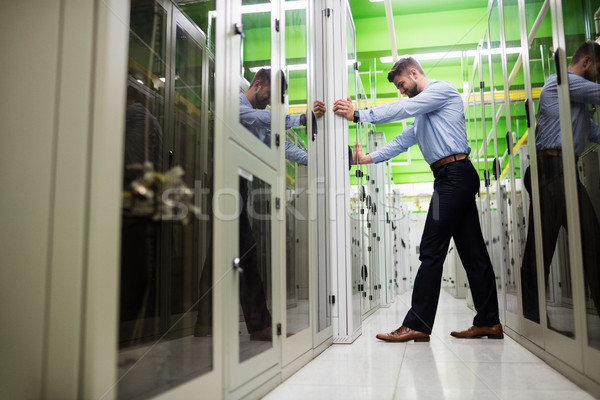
[582,55,592,69]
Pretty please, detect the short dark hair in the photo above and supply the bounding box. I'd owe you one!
[571,41,600,65]
[387,57,425,83]
[251,68,271,87]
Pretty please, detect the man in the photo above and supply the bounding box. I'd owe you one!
[195,69,325,340]
[120,85,164,342]
[333,57,502,342]
[240,68,325,165]
[521,41,600,325]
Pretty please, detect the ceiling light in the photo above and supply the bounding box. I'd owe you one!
[250,60,358,73]
[379,47,522,64]
[240,1,306,14]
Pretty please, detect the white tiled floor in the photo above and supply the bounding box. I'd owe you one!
[264,290,597,400]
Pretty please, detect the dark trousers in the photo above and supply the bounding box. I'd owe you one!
[521,156,600,322]
[403,159,500,334]
[196,180,271,334]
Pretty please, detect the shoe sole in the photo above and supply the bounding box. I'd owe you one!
[451,333,504,339]
[376,336,431,343]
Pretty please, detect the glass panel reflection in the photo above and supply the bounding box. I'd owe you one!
[285,2,310,337]
[239,171,273,362]
[502,0,526,316]
[520,0,555,327]
[118,2,214,398]
[486,5,505,297]
[240,0,272,148]
[562,0,600,346]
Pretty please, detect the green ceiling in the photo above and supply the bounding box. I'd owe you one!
[177,1,593,185]
[348,0,490,184]
[347,0,489,19]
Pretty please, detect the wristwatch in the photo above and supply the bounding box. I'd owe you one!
[353,110,360,123]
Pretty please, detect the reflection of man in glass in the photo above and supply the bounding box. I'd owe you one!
[120,85,163,341]
[195,69,325,341]
[521,41,600,325]
[240,68,325,165]
[123,85,163,177]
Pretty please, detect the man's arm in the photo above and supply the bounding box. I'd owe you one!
[333,83,452,125]
[351,123,417,165]
[240,107,272,133]
[570,75,600,105]
[286,100,326,129]
[285,141,308,165]
[368,123,417,163]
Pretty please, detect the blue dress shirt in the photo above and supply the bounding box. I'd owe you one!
[239,93,308,165]
[358,79,470,165]
[535,72,600,156]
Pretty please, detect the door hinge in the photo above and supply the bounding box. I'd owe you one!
[329,295,335,304]
[275,133,280,146]
[276,323,282,336]
[276,197,281,210]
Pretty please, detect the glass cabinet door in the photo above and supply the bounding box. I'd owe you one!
[284,0,310,340]
[237,170,274,362]
[238,0,277,163]
[225,0,283,392]
[117,1,215,399]
[557,0,600,369]
[562,0,600,351]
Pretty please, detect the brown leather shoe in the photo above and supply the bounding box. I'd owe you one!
[376,326,430,342]
[450,323,504,339]
[194,323,212,337]
[250,327,272,341]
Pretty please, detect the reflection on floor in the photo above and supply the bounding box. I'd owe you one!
[587,312,600,350]
[287,299,310,335]
[547,304,575,337]
[118,335,212,400]
[239,299,310,362]
[264,291,596,400]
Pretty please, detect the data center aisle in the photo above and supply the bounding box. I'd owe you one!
[264,291,596,400]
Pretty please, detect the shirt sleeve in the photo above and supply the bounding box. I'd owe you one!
[285,141,308,165]
[570,75,600,105]
[286,114,302,129]
[358,82,451,125]
[588,119,600,145]
[368,123,417,164]
[239,107,272,134]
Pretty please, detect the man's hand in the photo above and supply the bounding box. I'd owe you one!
[313,100,326,117]
[353,141,373,165]
[333,96,355,121]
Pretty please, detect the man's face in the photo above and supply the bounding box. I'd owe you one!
[392,71,418,98]
[254,82,271,109]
